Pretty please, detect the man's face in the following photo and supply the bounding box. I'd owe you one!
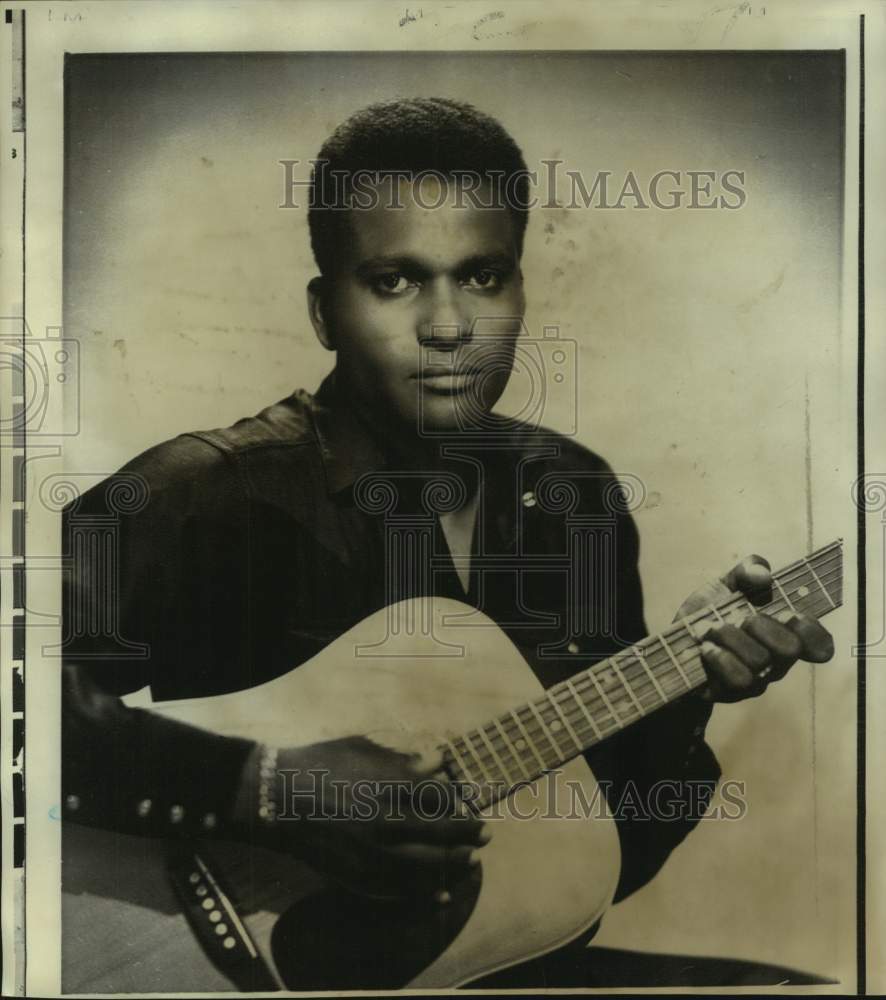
[310,177,525,434]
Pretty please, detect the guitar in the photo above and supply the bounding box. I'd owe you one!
[62,540,843,992]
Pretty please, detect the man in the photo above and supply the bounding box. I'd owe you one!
[62,97,834,987]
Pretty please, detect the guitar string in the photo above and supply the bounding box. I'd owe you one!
[444,551,842,784]
[447,555,843,786]
[463,577,840,795]
[450,551,843,776]
[504,551,844,750]
[443,551,842,788]
[460,587,838,806]
[484,558,844,778]
[571,553,845,714]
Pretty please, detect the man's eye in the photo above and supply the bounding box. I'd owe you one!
[372,273,415,295]
[463,269,501,290]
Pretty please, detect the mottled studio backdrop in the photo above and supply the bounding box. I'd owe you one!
[64,51,851,978]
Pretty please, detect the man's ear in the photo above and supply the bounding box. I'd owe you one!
[307,276,335,351]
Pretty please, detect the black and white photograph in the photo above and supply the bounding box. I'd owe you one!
[0,2,883,996]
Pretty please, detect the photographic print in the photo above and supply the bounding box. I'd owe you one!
[0,2,882,996]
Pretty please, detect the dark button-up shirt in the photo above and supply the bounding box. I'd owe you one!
[62,375,719,901]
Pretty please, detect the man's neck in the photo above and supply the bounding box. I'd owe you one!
[343,382,480,496]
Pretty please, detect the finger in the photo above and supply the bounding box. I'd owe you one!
[721,554,772,606]
[409,773,459,816]
[743,615,803,676]
[405,748,445,777]
[385,810,490,847]
[384,842,480,870]
[378,842,481,895]
[785,613,835,663]
[700,640,762,701]
[676,576,734,616]
[705,623,771,674]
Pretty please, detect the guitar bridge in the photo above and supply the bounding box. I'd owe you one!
[167,846,280,992]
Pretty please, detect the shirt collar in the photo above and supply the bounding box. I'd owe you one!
[310,371,390,497]
[309,371,537,544]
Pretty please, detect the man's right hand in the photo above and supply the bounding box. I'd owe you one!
[233,736,490,900]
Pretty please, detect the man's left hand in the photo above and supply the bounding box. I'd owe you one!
[675,555,835,703]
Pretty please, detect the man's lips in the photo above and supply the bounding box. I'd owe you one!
[414,368,482,393]
[414,365,482,378]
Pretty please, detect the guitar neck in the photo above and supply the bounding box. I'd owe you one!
[441,540,843,806]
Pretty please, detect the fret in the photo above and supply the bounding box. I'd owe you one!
[718,597,745,627]
[632,645,668,703]
[658,633,694,690]
[588,667,626,727]
[476,725,514,786]
[527,701,565,761]
[610,657,646,717]
[805,559,837,610]
[773,576,798,614]
[462,733,495,784]
[572,674,621,734]
[565,677,604,740]
[680,615,705,643]
[444,738,475,786]
[509,709,548,772]
[493,718,531,780]
[547,691,584,753]
[442,541,842,813]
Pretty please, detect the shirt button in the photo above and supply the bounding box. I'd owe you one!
[223,937,236,950]
[567,641,580,654]
[522,491,536,508]
[136,798,152,818]
[202,812,217,831]
[65,794,81,812]
[170,804,185,824]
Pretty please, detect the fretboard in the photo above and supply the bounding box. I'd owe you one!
[441,540,843,807]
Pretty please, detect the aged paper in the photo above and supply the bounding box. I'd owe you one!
[1,0,883,995]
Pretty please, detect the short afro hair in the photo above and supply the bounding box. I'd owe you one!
[308,97,531,277]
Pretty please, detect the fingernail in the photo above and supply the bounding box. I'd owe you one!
[469,850,481,867]
[409,749,442,774]
[477,828,492,845]
[700,640,720,656]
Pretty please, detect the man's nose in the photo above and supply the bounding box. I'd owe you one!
[418,280,471,345]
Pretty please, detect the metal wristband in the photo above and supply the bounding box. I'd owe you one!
[257,745,279,824]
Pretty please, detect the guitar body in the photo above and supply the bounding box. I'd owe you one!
[63,598,621,991]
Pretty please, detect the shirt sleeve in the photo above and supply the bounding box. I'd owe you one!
[61,436,255,838]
